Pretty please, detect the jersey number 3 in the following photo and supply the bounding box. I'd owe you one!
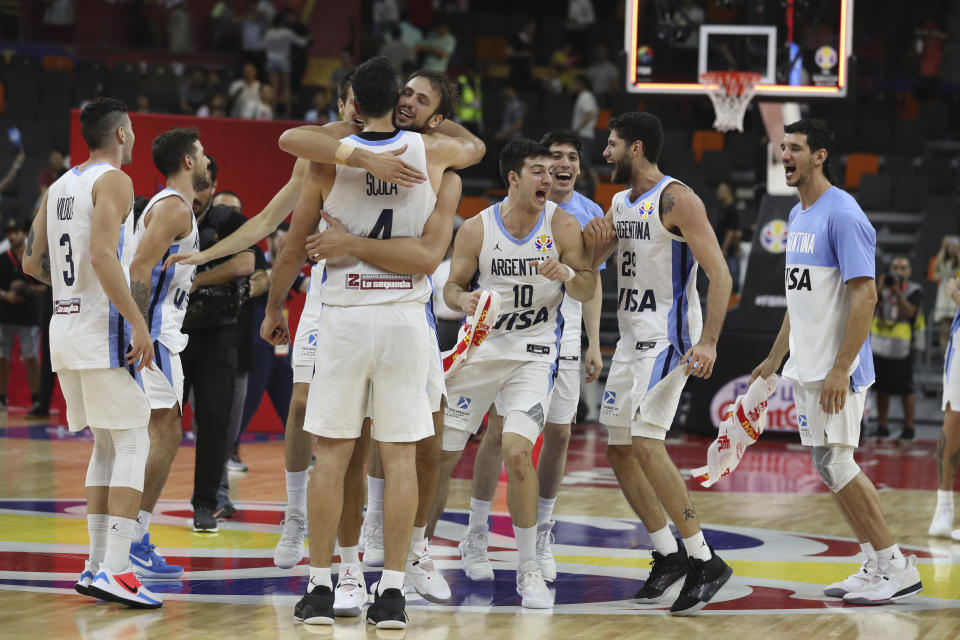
[368,209,393,240]
[59,233,75,286]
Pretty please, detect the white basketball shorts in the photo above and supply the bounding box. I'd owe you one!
[292,298,322,385]
[427,329,445,413]
[59,366,151,432]
[545,356,580,425]
[792,379,867,448]
[304,302,432,443]
[943,340,960,412]
[140,342,184,410]
[445,359,554,446]
[601,342,689,444]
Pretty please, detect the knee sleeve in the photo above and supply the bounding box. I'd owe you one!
[811,445,859,492]
[503,409,540,445]
[107,428,151,492]
[85,428,116,487]
[441,426,470,452]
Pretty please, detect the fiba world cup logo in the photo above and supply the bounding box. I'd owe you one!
[760,219,789,253]
[639,200,655,219]
[535,234,554,253]
[814,46,838,72]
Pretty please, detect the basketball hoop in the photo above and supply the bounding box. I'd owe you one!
[701,71,763,133]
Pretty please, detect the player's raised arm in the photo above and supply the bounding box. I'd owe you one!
[262,161,325,345]
[443,213,483,315]
[541,208,595,302]
[89,171,153,370]
[306,171,461,274]
[278,122,425,187]
[663,183,732,379]
[166,158,310,270]
[23,191,51,285]
[129,198,193,321]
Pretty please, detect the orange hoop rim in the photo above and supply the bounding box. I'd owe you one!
[700,71,763,96]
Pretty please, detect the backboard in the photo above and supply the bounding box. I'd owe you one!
[625,0,854,98]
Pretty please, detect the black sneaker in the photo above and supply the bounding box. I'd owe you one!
[192,506,219,532]
[366,587,408,629]
[214,501,236,519]
[635,543,688,603]
[26,402,49,418]
[226,453,248,473]
[898,428,915,442]
[874,425,890,438]
[294,585,335,625]
[669,547,733,616]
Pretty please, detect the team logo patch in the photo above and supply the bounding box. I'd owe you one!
[815,45,838,71]
[535,234,554,253]
[798,414,807,427]
[307,334,318,346]
[638,200,655,219]
[457,396,471,410]
[760,219,789,254]
[603,390,617,404]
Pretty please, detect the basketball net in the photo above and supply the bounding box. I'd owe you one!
[701,71,762,133]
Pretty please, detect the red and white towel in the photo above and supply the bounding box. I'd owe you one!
[692,374,778,488]
[442,290,501,377]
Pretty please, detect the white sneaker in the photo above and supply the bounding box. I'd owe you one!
[929,506,954,537]
[843,555,923,604]
[405,539,452,603]
[333,563,366,617]
[536,521,557,582]
[516,561,553,608]
[274,507,308,569]
[75,561,97,596]
[823,556,879,597]
[361,520,384,567]
[87,567,163,609]
[458,525,494,581]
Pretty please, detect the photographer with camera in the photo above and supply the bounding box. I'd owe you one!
[870,256,923,441]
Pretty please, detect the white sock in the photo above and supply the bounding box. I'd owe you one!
[468,497,491,531]
[104,516,137,573]
[536,497,556,525]
[135,509,151,542]
[411,525,426,544]
[366,475,384,521]
[87,513,109,568]
[339,544,360,567]
[286,470,309,514]
[649,525,679,556]
[860,542,877,561]
[682,531,712,562]
[379,569,405,593]
[514,524,537,568]
[876,544,907,571]
[937,489,955,510]
[308,566,332,592]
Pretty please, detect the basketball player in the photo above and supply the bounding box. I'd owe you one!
[124,128,209,579]
[432,139,596,608]
[24,98,160,608]
[453,130,605,583]
[583,112,733,615]
[929,277,960,538]
[751,119,922,604]
[263,56,481,628]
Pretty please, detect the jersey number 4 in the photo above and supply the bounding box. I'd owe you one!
[368,209,393,240]
[59,233,75,286]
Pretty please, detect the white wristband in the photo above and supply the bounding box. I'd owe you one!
[560,263,575,282]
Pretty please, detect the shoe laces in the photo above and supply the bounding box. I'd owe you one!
[463,529,490,556]
[536,525,555,550]
[518,568,544,592]
[337,574,362,592]
[363,522,384,550]
[279,512,306,542]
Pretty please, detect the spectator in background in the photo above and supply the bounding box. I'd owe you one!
[571,74,598,185]
[229,62,261,118]
[455,68,484,135]
[240,3,268,69]
[507,21,537,86]
[715,182,742,294]
[372,0,399,37]
[587,44,619,98]
[303,88,333,123]
[915,19,947,99]
[211,0,237,50]
[566,0,596,59]
[330,47,354,87]
[168,0,194,53]
[495,85,525,141]
[197,93,228,118]
[380,24,415,75]
[285,9,311,106]
[180,68,211,115]
[933,235,960,350]
[36,150,64,192]
[261,10,311,118]
[397,9,422,50]
[0,150,24,195]
[256,0,276,24]
[419,22,456,72]
[0,219,44,412]
[242,83,276,120]
[136,93,150,113]
[871,256,923,441]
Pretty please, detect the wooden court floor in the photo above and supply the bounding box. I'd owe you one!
[1,416,958,639]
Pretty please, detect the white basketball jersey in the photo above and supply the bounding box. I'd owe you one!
[46,162,135,371]
[470,201,565,364]
[128,188,199,354]
[612,176,702,364]
[319,129,436,306]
